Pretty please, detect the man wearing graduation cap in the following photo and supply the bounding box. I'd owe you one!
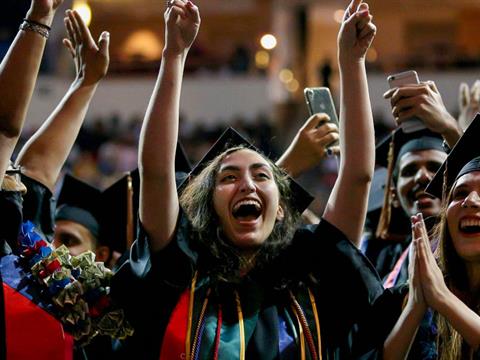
[366,83,463,285]
[54,174,109,259]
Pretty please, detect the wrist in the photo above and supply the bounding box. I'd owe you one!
[25,11,54,28]
[435,287,456,314]
[162,48,188,61]
[441,115,462,148]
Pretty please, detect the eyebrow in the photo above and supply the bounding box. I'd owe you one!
[218,163,272,173]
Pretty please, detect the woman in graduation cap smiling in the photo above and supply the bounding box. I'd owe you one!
[112,0,402,359]
[384,115,480,360]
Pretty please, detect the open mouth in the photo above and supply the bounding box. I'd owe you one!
[232,199,262,221]
[459,218,480,234]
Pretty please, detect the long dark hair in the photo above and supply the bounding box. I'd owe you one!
[179,146,301,286]
[434,180,479,360]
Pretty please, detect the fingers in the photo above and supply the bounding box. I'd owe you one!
[66,10,82,46]
[391,96,417,118]
[71,9,96,47]
[459,82,470,108]
[386,85,429,107]
[62,38,75,58]
[317,132,340,149]
[344,0,363,21]
[471,80,480,105]
[98,31,110,58]
[64,15,77,49]
[304,113,331,130]
[425,80,439,94]
[185,1,201,24]
[358,20,376,40]
[166,0,188,21]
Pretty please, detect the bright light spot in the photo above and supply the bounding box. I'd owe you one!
[333,9,344,23]
[260,34,277,50]
[73,0,92,26]
[366,47,378,63]
[255,50,270,69]
[123,30,163,61]
[286,79,299,93]
[279,69,294,83]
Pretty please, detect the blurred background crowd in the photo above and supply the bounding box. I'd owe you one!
[3,0,480,214]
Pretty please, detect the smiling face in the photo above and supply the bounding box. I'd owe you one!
[212,149,284,251]
[396,149,447,218]
[446,171,480,262]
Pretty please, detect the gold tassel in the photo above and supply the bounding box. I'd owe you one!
[126,173,134,250]
[375,132,396,240]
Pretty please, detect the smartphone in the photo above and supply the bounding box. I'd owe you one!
[304,87,339,149]
[387,70,426,133]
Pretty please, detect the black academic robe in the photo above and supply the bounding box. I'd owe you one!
[112,212,406,360]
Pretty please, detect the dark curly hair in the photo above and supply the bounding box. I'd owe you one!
[179,146,301,286]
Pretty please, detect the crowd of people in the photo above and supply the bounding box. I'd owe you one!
[2,0,480,359]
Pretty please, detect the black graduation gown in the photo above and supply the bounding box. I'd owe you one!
[112,212,406,360]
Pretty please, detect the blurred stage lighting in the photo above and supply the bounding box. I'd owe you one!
[286,79,299,93]
[279,69,294,83]
[255,50,270,68]
[260,34,277,50]
[73,0,92,26]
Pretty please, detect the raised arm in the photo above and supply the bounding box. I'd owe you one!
[322,0,376,246]
[138,0,200,252]
[16,9,109,190]
[0,0,63,183]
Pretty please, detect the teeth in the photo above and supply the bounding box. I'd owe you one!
[233,199,261,212]
[460,219,480,230]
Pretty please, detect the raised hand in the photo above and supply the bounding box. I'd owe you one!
[27,0,64,27]
[383,81,461,147]
[408,216,427,311]
[458,80,480,130]
[276,114,340,178]
[63,10,110,87]
[164,0,201,57]
[337,0,376,64]
[412,213,451,311]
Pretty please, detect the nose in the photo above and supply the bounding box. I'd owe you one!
[239,175,255,193]
[414,166,433,185]
[461,191,480,208]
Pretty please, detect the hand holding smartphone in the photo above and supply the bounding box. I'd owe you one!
[304,87,339,148]
[387,70,427,133]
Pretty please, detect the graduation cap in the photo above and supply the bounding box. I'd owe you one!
[179,127,314,214]
[100,145,192,255]
[55,174,102,239]
[374,128,445,239]
[100,169,140,254]
[426,113,480,199]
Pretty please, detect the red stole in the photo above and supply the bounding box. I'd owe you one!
[3,283,73,360]
[159,289,190,359]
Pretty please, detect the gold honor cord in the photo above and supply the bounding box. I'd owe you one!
[291,303,307,360]
[308,288,322,360]
[235,291,246,360]
[186,272,199,360]
[126,173,134,249]
[190,288,211,359]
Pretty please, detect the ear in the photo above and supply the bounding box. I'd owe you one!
[276,205,285,221]
[95,245,111,263]
[391,187,401,208]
